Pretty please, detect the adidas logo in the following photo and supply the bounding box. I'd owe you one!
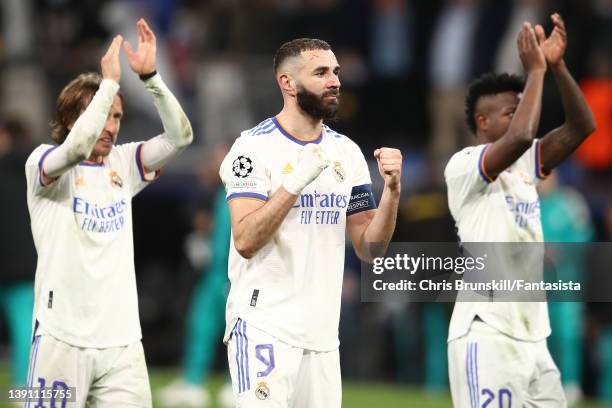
[282,163,293,174]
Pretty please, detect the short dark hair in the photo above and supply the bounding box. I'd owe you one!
[464,73,524,133]
[50,72,123,144]
[273,38,331,73]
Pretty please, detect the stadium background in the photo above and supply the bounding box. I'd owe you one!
[0,0,611,406]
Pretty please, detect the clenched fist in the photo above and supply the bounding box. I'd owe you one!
[374,148,402,192]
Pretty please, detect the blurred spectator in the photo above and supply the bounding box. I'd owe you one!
[158,145,233,408]
[428,0,479,165]
[470,0,513,78]
[587,202,612,402]
[494,0,547,74]
[1,0,50,141]
[353,0,435,150]
[0,117,36,387]
[575,46,612,170]
[370,0,414,79]
[539,172,594,405]
[197,60,254,149]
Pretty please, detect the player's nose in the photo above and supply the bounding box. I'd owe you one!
[328,76,340,89]
[104,119,118,136]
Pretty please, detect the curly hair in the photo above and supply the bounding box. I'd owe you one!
[50,73,123,144]
[464,73,524,134]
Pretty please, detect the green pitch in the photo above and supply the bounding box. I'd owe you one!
[148,368,611,408]
[0,364,609,407]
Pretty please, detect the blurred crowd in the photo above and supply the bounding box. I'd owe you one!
[0,0,611,404]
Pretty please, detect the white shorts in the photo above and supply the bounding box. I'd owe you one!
[227,319,341,408]
[448,319,566,408]
[25,333,152,407]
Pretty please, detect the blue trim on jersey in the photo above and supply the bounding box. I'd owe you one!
[466,342,473,408]
[477,144,493,183]
[323,124,345,139]
[26,335,41,408]
[466,342,479,408]
[38,146,58,186]
[273,117,322,145]
[233,323,243,393]
[135,143,146,181]
[234,319,251,393]
[227,192,268,202]
[248,118,275,136]
[78,162,104,167]
[474,343,479,406]
[242,320,251,391]
[253,119,276,136]
[347,184,377,216]
[534,139,547,180]
[253,127,276,136]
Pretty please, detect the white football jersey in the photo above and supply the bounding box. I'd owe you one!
[26,142,157,348]
[445,139,551,342]
[220,117,376,351]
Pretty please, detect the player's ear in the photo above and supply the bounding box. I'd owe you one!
[476,113,488,131]
[278,72,296,97]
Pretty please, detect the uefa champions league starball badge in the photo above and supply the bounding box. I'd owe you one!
[333,161,345,182]
[255,382,270,400]
[233,155,253,178]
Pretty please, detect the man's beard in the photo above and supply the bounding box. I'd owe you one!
[296,85,339,121]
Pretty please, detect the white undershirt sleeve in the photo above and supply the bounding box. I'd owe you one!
[140,73,193,171]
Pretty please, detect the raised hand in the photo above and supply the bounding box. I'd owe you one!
[517,22,547,73]
[374,147,402,192]
[535,13,567,66]
[123,18,157,76]
[101,35,123,82]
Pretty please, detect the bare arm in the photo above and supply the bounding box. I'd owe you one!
[225,143,329,259]
[348,187,400,262]
[536,14,596,172]
[229,187,298,259]
[482,23,547,181]
[348,148,401,262]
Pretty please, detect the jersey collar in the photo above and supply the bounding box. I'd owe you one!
[273,116,323,145]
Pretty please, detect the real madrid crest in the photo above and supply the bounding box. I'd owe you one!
[110,170,123,189]
[255,382,270,400]
[333,161,345,182]
[517,170,533,186]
